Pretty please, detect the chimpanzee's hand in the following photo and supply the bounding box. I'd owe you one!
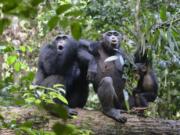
[87,70,97,82]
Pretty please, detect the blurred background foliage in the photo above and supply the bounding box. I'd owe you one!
[0,0,179,134]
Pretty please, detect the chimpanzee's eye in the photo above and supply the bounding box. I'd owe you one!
[107,32,112,36]
[56,36,62,41]
[63,36,67,40]
[113,32,119,36]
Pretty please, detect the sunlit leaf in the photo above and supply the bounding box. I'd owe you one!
[27,46,33,52]
[20,62,28,70]
[48,16,59,31]
[25,97,36,103]
[19,46,26,52]
[14,62,21,72]
[65,10,82,17]
[56,4,72,15]
[34,99,41,105]
[7,55,17,65]
[49,92,68,105]
[71,22,82,40]
[0,114,4,120]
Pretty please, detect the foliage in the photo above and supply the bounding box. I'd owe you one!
[0,0,92,134]
[84,0,180,119]
[0,0,180,134]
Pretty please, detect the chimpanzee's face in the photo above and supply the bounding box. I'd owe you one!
[102,30,122,49]
[133,63,148,79]
[53,34,71,54]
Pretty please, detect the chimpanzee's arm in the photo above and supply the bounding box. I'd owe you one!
[34,44,52,85]
[34,61,46,85]
[77,40,98,81]
[135,92,157,107]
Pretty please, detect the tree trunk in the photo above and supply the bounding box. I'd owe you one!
[0,55,3,79]
[0,106,179,135]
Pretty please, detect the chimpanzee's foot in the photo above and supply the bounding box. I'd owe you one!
[103,108,127,123]
[67,108,78,118]
[68,108,78,116]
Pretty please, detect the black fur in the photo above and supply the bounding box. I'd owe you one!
[89,30,127,123]
[35,34,92,115]
[133,63,158,107]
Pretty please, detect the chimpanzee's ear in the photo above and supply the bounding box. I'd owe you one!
[102,32,106,40]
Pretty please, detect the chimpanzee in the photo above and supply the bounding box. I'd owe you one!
[132,62,158,107]
[89,30,127,123]
[34,34,95,115]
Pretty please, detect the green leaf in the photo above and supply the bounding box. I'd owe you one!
[19,121,33,128]
[71,22,82,40]
[0,18,11,34]
[19,127,37,135]
[160,6,167,21]
[1,0,19,13]
[59,17,69,29]
[48,16,59,31]
[52,123,74,135]
[172,26,180,40]
[65,10,82,17]
[24,72,35,82]
[34,99,41,105]
[14,62,21,72]
[15,98,25,105]
[30,0,43,6]
[43,103,68,120]
[25,97,36,104]
[19,46,26,52]
[7,55,17,65]
[0,114,4,120]
[18,6,37,18]
[56,4,72,15]
[49,92,68,105]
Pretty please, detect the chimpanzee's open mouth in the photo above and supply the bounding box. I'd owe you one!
[111,42,117,47]
[58,45,64,50]
[111,39,118,45]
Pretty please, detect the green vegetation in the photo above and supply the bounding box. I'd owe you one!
[0,0,179,134]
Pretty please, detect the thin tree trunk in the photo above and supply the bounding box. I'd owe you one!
[0,55,3,79]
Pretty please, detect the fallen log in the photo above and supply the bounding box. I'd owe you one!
[0,106,179,135]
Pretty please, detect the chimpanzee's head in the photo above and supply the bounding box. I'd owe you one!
[52,34,76,55]
[102,30,122,51]
[133,63,148,79]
